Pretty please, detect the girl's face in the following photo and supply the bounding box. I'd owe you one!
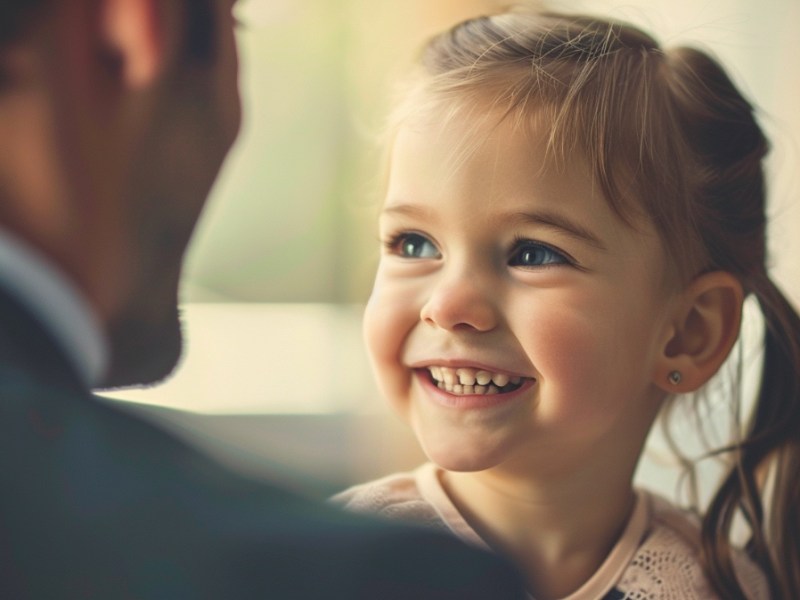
[364,110,680,476]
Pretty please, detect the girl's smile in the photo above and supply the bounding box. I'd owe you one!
[364,108,677,474]
[423,365,529,395]
[413,364,536,409]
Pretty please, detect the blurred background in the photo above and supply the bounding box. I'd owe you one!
[104,0,800,499]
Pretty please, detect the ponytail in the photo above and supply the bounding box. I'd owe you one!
[703,275,800,598]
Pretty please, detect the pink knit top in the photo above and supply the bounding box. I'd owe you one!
[332,463,769,600]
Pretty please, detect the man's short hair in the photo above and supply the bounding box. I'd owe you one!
[0,1,49,47]
[0,0,215,62]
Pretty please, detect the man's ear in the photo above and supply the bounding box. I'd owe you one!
[654,271,744,393]
[99,0,180,89]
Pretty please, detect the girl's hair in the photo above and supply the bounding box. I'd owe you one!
[393,7,800,599]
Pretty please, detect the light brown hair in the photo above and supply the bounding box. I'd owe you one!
[391,7,799,598]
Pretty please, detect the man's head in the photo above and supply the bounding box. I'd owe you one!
[0,0,241,387]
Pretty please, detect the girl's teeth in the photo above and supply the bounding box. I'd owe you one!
[492,373,509,387]
[475,370,492,385]
[426,366,528,396]
[456,368,476,385]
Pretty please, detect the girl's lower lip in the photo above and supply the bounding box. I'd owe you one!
[414,370,534,410]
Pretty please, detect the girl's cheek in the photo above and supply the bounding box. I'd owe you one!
[363,281,416,401]
[519,304,619,419]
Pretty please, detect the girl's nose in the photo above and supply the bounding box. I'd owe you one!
[420,273,498,333]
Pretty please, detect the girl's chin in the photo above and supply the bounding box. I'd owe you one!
[417,434,513,473]
[408,394,530,472]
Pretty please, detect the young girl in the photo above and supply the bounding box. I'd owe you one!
[333,7,799,600]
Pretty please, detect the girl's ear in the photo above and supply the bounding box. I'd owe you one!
[654,271,744,393]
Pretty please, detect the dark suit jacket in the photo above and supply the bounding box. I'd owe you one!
[0,288,525,599]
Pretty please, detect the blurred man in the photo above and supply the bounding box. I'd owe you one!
[0,1,525,597]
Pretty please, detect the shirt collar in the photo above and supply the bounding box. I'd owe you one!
[0,228,109,388]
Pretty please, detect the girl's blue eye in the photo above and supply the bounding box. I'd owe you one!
[509,241,568,268]
[391,233,440,259]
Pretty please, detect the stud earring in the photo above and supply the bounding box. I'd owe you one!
[667,371,682,385]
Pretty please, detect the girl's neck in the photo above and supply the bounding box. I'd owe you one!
[442,465,637,600]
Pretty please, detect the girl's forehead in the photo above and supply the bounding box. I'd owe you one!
[393,102,593,200]
[393,110,615,218]
[394,88,644,214]
[398,95,596,176]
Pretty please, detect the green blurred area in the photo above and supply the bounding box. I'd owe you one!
[186,1,363,303]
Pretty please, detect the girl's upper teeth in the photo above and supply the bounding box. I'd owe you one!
[428,366,522,387]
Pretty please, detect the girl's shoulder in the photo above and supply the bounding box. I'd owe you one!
[330,463,451,533]
[623,489,770,600]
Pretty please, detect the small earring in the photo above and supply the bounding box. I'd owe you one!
[668,371,682,385]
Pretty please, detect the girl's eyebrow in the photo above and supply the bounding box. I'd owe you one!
[509,211,608,251]
[380,203,434,220]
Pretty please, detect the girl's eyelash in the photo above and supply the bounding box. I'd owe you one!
[382,232,407,252]
[380,233,576,267]
[382,231,425,250]
[383,231,441,259]
[509,236,576,267]
[510,236,561,255]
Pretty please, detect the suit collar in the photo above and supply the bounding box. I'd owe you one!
[0,285,87,392]
[0,230,108,387]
